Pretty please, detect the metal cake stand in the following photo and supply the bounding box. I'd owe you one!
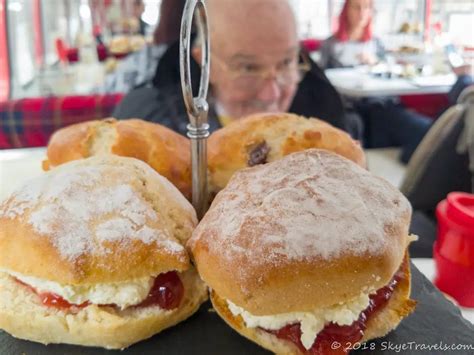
[180,0,210,219]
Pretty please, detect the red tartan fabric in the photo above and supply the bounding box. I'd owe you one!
[0,94,123,149]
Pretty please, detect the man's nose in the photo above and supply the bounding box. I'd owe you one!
[256,75,282,102]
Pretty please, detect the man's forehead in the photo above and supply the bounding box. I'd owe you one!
[207,0,297,48]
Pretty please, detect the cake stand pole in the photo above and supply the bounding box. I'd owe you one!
[180,0,210,219]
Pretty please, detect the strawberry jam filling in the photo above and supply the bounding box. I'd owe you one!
[15,279,90,310]
[134,271,184,309]
[264,264,406,355]
[15,271,183,311]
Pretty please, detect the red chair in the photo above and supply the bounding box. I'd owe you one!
[97,44,109,62]
[56,38,109,63]
[55,38,68,63]
[66,48,79,63]
[55,38,79,63]
[300,38,323,53]
[399,93,449,119]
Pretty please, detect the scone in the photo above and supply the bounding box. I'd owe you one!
[42,118,192,200]
[208,112,366,195]
[189,149,416,354]
[0,155,207,349]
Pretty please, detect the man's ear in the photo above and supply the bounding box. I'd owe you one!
[192,46,202,65]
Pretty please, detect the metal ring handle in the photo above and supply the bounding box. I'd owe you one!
[179,0,210,219]
[180,0,210,125]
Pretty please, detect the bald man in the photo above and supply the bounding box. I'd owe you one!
[114,0,360,139]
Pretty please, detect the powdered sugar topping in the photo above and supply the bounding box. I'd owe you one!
[1,159,185,260]
[191,149,411,266]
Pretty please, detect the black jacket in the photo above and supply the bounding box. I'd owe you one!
[114,39,350,137]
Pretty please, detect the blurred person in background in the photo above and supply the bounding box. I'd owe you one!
[104,0,186,93]
[449,64,473,103]
[320,0,473,163]
[132,0,147,36]
[114,0,362,140]
[372,63,473,163]
[320,0,433,163]
[320,0,384,69]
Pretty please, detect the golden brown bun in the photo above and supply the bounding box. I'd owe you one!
[0,269,208,349]
[43,118,192,200]
[361,256,416,342]
[208,113,366,194]
[0,155,197,285]
[210,255,416,354]
[189,149,411,315]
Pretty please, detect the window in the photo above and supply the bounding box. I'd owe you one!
[431,0,474,47]
[290,0,331,39]
[290,0,427,43]
[0,0,10,100]
[41,0,68,66]
[7,0,36,97]
[447,13,474,47]
[142,0,161,29]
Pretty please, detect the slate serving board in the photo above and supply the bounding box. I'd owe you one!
[2,263,473,355]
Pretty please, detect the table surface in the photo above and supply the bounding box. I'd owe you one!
[0,147,473,325]
[324,67,457,98]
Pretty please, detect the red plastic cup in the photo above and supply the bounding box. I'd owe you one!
[434,192,474,307]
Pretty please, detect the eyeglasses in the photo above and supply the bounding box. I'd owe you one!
[211,51,311,91]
